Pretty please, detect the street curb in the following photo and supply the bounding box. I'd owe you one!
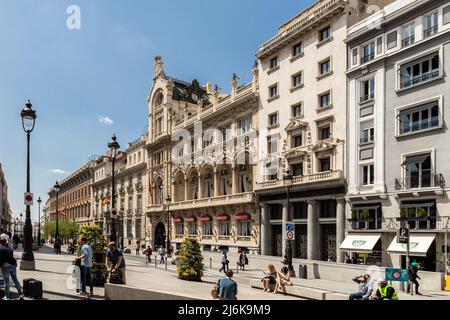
[43,290,104,300]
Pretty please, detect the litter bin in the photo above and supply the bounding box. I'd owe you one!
[298,265,307,279]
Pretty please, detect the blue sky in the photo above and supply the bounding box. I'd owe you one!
[0,0,314,222]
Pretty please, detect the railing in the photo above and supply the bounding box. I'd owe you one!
[401,69,440,88]
[360,53,375,64]
[402,35,415,48]
[423,25,438,38]
[258,170,344,188]
[347,218,383,231]
[399,119,439,134]
[169,192,254,210]
[360,136,374,144]
[394,173,445,190]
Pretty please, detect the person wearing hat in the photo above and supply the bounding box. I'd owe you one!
[407,261,422,295]
[372,278,398,300]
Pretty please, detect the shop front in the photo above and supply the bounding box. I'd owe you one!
[340,233,382,265]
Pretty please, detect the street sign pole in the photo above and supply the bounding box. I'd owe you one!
[406,225,413,296]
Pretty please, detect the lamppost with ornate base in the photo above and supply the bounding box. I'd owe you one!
[54,181,61,239]
[108,134,120,243]
[283,170,295,277]
[165,195,172,257]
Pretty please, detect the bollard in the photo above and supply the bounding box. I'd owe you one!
[155,255,157,268]
[165,256,168,270]
[210,258,212,270]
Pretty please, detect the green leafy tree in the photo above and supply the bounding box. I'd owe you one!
[78,224,108,286]
[177,238,204,281]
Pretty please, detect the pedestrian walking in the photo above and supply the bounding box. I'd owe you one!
[75,237,93,297]
[238,251,248,271]
[216,270,237,300]
[135,241,141,256]
[106,242,127,285]
[407,261,422,295]
[158,246,166,264]
[349,274,373,300]
[0,238,24,300]
[143,245,153,264]
[54,237,62,255]
[219,251,229,273]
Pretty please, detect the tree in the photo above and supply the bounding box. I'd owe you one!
[177,238,204,281]
[43,221,79,242]
[78,224,108,286]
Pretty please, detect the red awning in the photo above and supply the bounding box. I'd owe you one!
[235,213,251,221]
[215,214,230,221]
[198,216,212,222]
[173,217,183,223]
[185,217,197,223]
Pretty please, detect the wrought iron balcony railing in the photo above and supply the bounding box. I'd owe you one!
[395,173,444,190]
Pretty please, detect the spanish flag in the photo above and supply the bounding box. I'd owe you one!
[102,197,110,206]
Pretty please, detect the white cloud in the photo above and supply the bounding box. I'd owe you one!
[48,169,66,174]
[98,116,114,126]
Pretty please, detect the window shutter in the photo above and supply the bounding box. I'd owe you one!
[387,31,397,49]
[444,5,450,25]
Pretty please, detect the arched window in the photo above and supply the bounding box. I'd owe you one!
[154,90,164,108]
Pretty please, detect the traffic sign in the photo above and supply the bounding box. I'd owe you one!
[397,227,409,244]
[111,209,118,219]
[286,231,295,240]
[24,192,33,206]
[285,222,295,240]
[385,268,408,282]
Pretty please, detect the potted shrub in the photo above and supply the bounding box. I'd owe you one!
[360,209,370,220]
[417,208,427,218]
[351,210,357,220]
[177,238,204,281]
[408,208,416,218]
[400,208,407,218]
[78,224,108,286]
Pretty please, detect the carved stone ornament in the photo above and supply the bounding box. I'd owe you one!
[153,55,166,80]
[311,139,336,152]
[285,119,308,132]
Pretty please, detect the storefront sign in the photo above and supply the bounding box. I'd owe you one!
[385,268,408,282]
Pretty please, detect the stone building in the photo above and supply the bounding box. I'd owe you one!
[345,0,450,272]
[145,56,260,253]
[0,163,12,232]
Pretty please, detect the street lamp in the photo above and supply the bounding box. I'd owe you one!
[54,181,61,239]
[283,170,295,277]
[37,197,42,248]
[165,195,172,257]
[20,100,37,270]
[108,134,120,243]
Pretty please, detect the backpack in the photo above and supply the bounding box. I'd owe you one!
[109,269,123,284]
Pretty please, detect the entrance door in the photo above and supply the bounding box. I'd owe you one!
[294,224,307,259]
[271,225,282,256]
[321,224,336,261]
[154,222,166,248]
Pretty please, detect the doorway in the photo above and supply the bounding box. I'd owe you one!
[154,222,166,249]
[271,225,282,256]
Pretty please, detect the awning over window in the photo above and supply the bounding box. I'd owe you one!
[339,233,382,252]
[216,214,230,221]
[173,217,183,223]
[401,154,430,166]
[185,217,197,223]
[387,234,436,257]
[198,216,212,222]
[235,213,251,221]
[400,202,435,209]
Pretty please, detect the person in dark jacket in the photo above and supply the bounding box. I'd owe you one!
[217,270,237,300]
[238,252,248,271]
[407,261,422,295]
[0,239,24,300]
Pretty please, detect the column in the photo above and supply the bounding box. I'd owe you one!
[213,168,219,197]
[260,204,270,255]
[232,165,238,194]
[307,200,317,260]
[282,202,288,259]
[336,199,346,263]
[184,179,189,201]
[198,173,203,199]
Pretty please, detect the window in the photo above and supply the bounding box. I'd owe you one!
[269,84,278,99]
[319,59,331,75]
[203,222,212,236]
[292,163,303,176]
[269,204,282,219]
[319,157,331,172]
[292,103,302,118]
[361,128,374,143]
[219,221,231,236]
[444,6,450,25]
[399,202,436,230]
[293,42,303,57]
[319,200,336,218]
[270,56,278,69]
[237,221,251,236]
[352,48,358,65]
[319,92,331,109]
[156,117,163,133]
[292,134,302,148]
[221,126,232,141]
[267,137,278,154]
[293,202,307,219]
[361,78,375,102]
[361,42,375,64]
[238,118,252,135]
[319,26,331,42]
[128,196,133,210]
[387,31,397,49]
[423,12,438,38]
[402,23,415,48]
[204,132,214,147]
[292,72,303,88]
[176,223,184,236]
[362,164,375,185]
[399,101,439,135]
[403,154,431,188]
[137,195,142,210]
[188,223,197,235]
[351,205,382,230]
[320,126,331,140]
[399,53,439,88]
[268,113,278,127]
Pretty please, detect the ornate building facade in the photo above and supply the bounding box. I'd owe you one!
[145,56,261,253]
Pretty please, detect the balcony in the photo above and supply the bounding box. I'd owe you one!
[395,174,445,191]
[401,69,440,88]
[399,119,439,135]
[402,35,415,48]
[257,170,344,190]
[423,25,438,38]
[360,53,374,64]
